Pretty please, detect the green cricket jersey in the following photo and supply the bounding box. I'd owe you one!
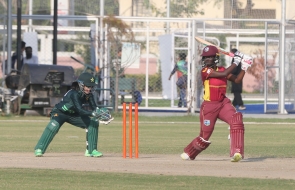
[55,89,96,116]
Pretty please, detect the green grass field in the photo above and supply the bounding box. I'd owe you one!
[0,115,295,190]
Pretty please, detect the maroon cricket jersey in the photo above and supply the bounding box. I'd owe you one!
[201,66,227,101]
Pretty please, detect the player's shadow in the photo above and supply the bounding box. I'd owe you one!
[198,157,273,162]
[242,157,272,162]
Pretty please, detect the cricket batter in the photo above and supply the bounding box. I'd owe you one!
[34,72,113,157]
[181,45,252,162]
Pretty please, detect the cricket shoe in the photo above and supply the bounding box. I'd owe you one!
[231,152,242,162]
[180,152,190,160]
[34,149,43,157]
[238,106,246,110]
[85,149,103,157]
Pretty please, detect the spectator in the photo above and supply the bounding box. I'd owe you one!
[230,48,246,110]
[23,46,39,65]
[168,53,188,107]
[11,41,26,71]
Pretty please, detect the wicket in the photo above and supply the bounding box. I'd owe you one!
[122,102,139,158]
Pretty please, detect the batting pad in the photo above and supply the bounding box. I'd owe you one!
[34,120,60,153]
[184,136,211,160]
[230,112,244,158]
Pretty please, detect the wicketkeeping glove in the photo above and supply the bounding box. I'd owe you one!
[92,107,114,125]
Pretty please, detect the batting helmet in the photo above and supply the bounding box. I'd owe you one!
[201,45,219,57]
[201,45,220,67]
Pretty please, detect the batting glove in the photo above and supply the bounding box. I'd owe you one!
[232,51,245,66]
[241,58,253,71]
[233,55,242,66]
[242,54,253,64]
[234,51,244,58]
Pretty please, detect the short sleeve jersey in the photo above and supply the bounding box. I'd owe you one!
[176,60,188,75]
[201,66,227,101]
[171,60,188,76]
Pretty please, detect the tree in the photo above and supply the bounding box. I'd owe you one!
[232,0,254,18]
[103,15,135,112]
[143,0,208,18]
[0,0,119,26]
[247,49,277,93]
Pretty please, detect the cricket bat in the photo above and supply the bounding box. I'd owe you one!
[195,36,252,64]
[195,36,234,57]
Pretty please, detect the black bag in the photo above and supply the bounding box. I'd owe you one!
[5,73,20,89]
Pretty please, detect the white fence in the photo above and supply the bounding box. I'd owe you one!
[1,14,295,114]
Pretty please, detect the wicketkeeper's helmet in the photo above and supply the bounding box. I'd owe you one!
[77,72,95,94]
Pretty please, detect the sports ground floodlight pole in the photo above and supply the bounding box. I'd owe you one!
[53,0,58,65]
[16,0,22,71]
[166,0,170,34]
[99,0,104,104]
[279,0,286,114]
[7,0,12,75]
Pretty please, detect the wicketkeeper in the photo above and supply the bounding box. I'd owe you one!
[181,45,253,162]
[34,72,113,157]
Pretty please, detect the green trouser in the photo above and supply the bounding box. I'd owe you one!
[34,108,99,154]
